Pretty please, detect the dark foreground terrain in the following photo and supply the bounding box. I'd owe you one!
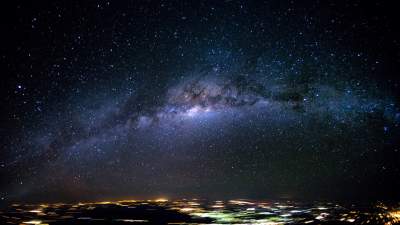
[1,199,399,224]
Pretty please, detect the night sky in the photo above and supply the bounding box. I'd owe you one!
[1,0,400,203]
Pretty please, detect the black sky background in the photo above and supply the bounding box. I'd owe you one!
[1,0,400,203]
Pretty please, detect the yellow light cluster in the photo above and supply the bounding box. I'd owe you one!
[385,210,400,225]
[154,198,168,202]
[22,220,48,225]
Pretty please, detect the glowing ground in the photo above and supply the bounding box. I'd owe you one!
[1,199,399,224]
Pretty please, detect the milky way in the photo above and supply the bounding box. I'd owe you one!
[6,53,398,201]
[2,0,400,202]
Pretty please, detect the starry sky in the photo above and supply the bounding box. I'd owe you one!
[1,0,400,203]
